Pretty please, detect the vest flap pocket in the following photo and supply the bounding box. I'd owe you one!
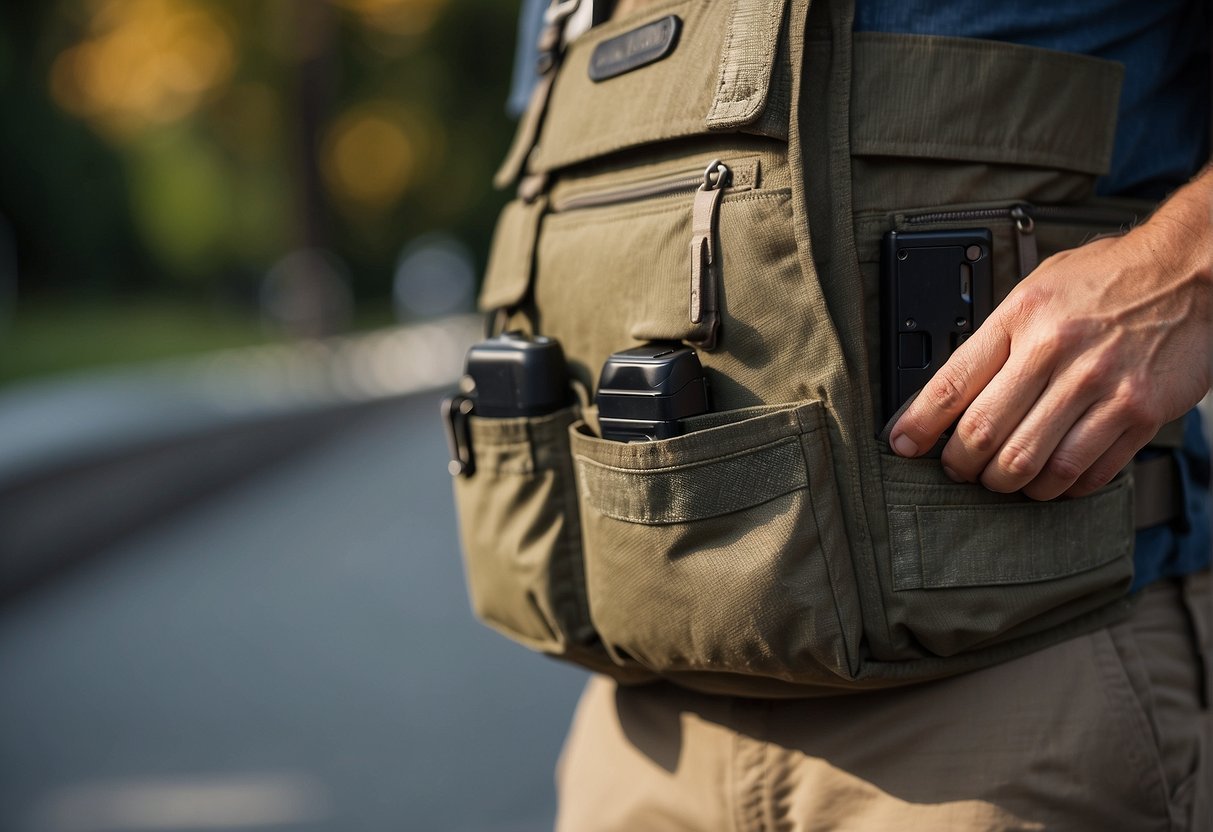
[570,401,863,684]
[576,409,809,525]
[478,197,546,312]
[530,0,791,173]
[851,32,1123,174]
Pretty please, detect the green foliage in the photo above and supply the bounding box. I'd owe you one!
[0,0,520,306]
[0,0,522,380]
[0,298,271,383]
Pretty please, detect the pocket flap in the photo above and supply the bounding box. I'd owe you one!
[851,32,1123,175]
[530,0,790,173]
[888,476,1133,590]
[478,197,546,311]
[571,402,822,525]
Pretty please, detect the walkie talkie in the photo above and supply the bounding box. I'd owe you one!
[442,332,573,475]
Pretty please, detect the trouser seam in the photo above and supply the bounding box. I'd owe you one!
[1093,626,1173,827]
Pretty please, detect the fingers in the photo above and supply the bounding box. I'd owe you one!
[890,317,1010,458]
[1062,425,1155,499]
[957,392,1151,501]
[1014,401,1130,500]
[938,348,1055,485]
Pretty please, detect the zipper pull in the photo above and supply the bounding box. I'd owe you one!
[689,160,729,350]
[1011,205,1038,279]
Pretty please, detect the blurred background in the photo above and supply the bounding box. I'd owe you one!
[0,1,590,830]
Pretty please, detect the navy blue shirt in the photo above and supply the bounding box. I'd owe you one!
[855,0,1211,199]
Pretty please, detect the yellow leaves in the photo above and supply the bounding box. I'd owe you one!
[49,0,235,140]
[321,102,435,213]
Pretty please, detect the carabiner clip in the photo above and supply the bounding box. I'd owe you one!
[441,392,476,477]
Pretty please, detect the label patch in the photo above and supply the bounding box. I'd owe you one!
[588,15,681,82]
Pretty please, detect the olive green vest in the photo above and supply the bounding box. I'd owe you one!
[452,0,1160,696]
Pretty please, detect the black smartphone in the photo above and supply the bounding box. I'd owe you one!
[880,229,993,424]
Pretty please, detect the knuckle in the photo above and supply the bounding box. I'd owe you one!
[927,371,969,412]
[1044,451,1086,484]
[1028,321,1082,361]
[998,442,1040,480]
[1116,388,1161,429]
[1070,358,1108,391]
[955,408,1000,454]
[1006,285,1045,321]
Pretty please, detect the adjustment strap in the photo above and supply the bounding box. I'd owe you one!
[494,0,580,189]
[1133,454,1182,530]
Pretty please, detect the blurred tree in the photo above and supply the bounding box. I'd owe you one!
[0,0,519,311]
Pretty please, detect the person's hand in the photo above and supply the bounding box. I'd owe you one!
[889,169,1213,501]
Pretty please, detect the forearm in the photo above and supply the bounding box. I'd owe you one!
[1136,163,1213,297]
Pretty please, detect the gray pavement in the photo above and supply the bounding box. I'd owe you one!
[0,390,590,832]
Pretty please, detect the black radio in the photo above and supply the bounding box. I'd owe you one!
[595,344,710,442]
[442,332,573,476]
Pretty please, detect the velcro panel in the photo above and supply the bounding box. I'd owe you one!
[578,437,807,524]
[531,0,789,173]
[572,402,821,525]
[706,0,789,129]
[851,32,1123,174]
[478,196,546,311]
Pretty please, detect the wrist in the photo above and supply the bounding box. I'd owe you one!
[1133,174,1213,290]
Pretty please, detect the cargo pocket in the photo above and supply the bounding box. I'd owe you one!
[536,154,819,410]
[454,406,652,680]
[853,196,1154,662]
[569,401,860,684]
[873,450,1135,659]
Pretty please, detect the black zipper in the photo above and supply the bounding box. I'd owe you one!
[902,202,1144,279]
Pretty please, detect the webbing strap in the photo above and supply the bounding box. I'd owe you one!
[494,1,579,189]
[706,0,789,129]
[1133,454,1182,530]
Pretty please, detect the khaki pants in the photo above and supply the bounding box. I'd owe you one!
[556,572,1211,831]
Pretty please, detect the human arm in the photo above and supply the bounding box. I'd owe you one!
[889,164,1213,500]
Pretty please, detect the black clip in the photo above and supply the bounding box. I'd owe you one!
[441,392,476,477]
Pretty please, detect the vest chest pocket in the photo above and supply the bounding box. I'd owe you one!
[852,200,1147,661]
[570,401,861,685]
[453,406,654,681]
[533,151,822,409]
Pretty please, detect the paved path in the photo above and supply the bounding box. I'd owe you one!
[0,391,589,832]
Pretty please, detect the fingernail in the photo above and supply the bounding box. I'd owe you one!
[942,466,963,482]
[891,434,918,457]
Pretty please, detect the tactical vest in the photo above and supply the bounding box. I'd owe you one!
[450,0,1177,696]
